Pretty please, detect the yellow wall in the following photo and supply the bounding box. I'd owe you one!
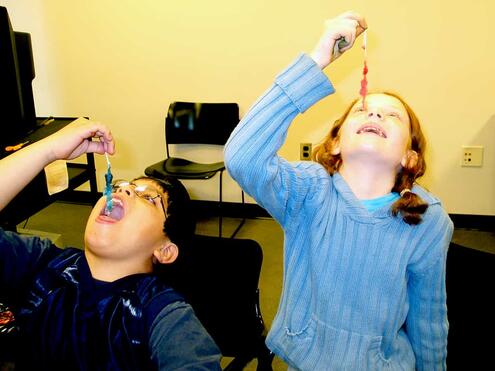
[2,0,494,215]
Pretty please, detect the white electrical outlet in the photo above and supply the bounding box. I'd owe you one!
[300,143,312,161]
[461,146,483,167]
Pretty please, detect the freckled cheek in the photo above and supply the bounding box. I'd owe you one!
[397,132,411,150]
[341,120,357,133]
[338,125,356,142]
[388,137,410,161]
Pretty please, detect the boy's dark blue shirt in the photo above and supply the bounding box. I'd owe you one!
[0,228,221,370]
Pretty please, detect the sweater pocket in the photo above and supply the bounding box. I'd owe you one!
[282,315,390,370]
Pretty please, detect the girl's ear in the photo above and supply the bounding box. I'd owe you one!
[153,241,179,265]
[401,150,418,169]
[330,138,341,155]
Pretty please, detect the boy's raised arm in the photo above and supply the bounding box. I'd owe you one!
[0,118,114,211]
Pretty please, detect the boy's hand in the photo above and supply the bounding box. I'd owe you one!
[45,118,115,162]
[310,11,367,70]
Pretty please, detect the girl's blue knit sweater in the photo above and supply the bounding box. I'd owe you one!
[224,54,453,371]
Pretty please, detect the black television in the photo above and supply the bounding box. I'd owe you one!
[0,6,36,146]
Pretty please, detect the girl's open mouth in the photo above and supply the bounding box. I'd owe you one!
[356,124,387,138]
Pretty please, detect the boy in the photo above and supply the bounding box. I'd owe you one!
[0,118,221,370]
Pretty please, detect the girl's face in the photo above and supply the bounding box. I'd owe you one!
[334,93,412,169]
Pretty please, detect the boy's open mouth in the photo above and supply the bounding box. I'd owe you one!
[100,198,125,221]
[356,124,387,138]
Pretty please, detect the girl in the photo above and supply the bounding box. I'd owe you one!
[225,12,452,371]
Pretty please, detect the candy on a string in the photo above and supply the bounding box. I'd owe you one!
[359,30,368,110]
[104,152,113,215]
[359,62,368,109]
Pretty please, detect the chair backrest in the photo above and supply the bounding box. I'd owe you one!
[171,234,265,356]
[446,243,495,368]
[165,102,239,156]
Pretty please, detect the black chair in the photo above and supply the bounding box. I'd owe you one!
[446,243,495,369]
[169,234,274,371]
[145,102,245,238]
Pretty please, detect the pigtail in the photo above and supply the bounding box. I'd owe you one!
[390,189,428,225]
[390,166,428,225]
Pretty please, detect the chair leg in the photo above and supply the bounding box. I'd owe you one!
[256,336,274,371]
[256,351,275,371]
[218,174,246,239]
[230,190,246,239]
[218,171,223,238]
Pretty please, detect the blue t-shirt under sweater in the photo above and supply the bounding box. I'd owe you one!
[362,193,400,212]
[225,54,453,371]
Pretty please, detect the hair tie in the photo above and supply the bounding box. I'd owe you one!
[400,188,412,197]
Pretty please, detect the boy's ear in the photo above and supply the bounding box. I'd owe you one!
[153,241,179,265]
[401,150,418,169]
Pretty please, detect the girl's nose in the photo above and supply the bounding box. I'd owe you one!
[368,110,382,119]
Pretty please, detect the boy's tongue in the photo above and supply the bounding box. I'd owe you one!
[104,204,124,221]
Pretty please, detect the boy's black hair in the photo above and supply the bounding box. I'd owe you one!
[133,176,196,254]
[133,176,195,289]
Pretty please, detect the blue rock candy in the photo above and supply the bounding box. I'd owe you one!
[104,164,113,214]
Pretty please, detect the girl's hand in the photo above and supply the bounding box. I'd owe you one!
[310,11,367,70]
[44,117,115,162]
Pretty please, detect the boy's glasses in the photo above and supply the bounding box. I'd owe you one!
[111,180,167,216]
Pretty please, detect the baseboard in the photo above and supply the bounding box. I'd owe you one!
[191,200,270,219]
[449,214,495,231]
[58,193,493,231]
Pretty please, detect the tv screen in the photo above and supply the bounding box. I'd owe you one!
[0,6,36,146]
[166,102,239,146]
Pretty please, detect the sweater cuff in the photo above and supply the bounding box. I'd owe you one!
[275,53,335,113]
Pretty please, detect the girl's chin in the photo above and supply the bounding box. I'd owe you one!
[345,147,389,158]
[343,150,402,167]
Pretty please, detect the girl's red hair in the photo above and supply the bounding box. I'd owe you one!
[312,92,428,225]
